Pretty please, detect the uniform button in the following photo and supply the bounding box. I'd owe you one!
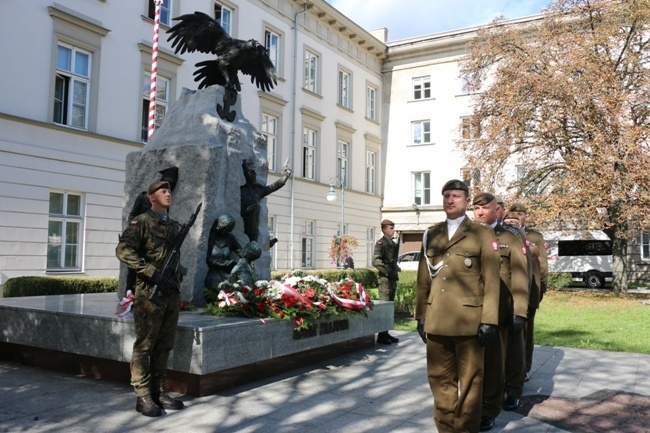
[444,264,448,268]
[446,253,450,256]
[441,288,445,292]
[442,277,446,281]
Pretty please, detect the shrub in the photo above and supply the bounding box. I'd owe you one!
[395,270,417,315]
[3,276,118,298]
[547,272,572,290]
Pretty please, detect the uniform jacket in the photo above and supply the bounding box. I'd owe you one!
[116,209,181,291]
[372,235,399,280]
[494,223,529,321]
[416,215,500,336]
[525,228,548,308]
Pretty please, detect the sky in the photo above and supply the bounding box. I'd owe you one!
[326,0,553,41]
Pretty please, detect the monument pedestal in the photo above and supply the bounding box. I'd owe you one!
[0,293,394,396]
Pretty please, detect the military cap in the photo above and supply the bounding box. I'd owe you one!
[147,181,171,195]
[509,202,528,213]
[380,219,395,227]
[441,179,469,194]
[494,195,505,205]
[473,192,496,206]
[504,211,520,222]
[158,167,179,183]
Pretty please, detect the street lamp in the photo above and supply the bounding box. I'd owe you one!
[326,176,345,235]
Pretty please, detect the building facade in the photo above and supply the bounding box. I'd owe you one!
[0,0,386,284]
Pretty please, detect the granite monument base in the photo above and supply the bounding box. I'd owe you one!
[0,293,394,396]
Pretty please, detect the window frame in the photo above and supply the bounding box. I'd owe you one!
[302,127,317,180]
[141,72,170,142]
[413,171,431,206]
[412,75,431,100]
[338,68,352,109]
[336,140,349,188]
[366,227,376,267]
[411,120,431,145]
[262,112,279,172]
[301,220,315,268]
[54,43,91,130]
[304,49,320,94]
[641,233,650,260]
[460,116,480,140]
[366,85,377,121]
[47,191,84,271]
[264,28,281,76]
[365,150,376,194]
[214,1,233,35]
[148,0,172,26]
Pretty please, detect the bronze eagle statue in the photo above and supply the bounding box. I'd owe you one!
[167,11,277,92]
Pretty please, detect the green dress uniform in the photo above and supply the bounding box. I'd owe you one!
[523,228,548,373]
[372,235,399,301]
[116,208,181,398]
[482,223,529,419]
[416,216,500,433]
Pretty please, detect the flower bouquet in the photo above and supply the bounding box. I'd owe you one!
[204,274,373,329]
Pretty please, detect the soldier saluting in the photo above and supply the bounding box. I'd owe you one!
[416,180,500,433]
[116,181,185,417]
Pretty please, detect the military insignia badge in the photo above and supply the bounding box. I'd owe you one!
[464,257,472,268]
[522,245,527,255]
[492,240,499,251]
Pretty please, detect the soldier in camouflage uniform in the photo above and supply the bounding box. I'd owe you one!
[372,219,400,345]
[116,180,185,417]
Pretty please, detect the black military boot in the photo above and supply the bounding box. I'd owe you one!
[153,391,184,410]
[135,395,162,417]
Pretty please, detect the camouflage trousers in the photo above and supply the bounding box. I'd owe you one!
[378,276,397,301]
[130,284,180,397]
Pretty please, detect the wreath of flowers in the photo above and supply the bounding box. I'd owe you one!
[328,234,359,265]
[204,274,372,329]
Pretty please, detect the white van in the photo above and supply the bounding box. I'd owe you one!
[545,231,613,288]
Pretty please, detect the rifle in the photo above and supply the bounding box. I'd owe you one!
[149,202,203,306]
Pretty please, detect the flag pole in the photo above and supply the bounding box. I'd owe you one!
[147,0,162,139]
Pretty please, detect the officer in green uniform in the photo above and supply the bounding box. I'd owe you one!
[416,180,501,433]
[372,219,400,344]
[473,193,529,431]
[509,203,548,381]
[116,181,185,417]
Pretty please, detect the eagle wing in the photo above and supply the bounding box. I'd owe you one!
[167,11,228,55]
[236,41,278,92]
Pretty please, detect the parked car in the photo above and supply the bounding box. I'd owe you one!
[397,251,420,271]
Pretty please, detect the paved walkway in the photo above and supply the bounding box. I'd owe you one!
[1,331,649,433]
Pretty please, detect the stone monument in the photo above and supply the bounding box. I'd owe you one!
[118,86,275,306]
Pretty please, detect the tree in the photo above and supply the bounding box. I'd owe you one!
[460,0,650,293]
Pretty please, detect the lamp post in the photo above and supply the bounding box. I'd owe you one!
[326,175,345,268]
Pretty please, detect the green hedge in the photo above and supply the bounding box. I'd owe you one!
[547,272,572,290]
[394,271,417,315]
[3,276,118,298]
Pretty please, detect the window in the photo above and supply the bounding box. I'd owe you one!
[265,29,280,74]
[460,116,480,140]
[141,73,169,142]
[48,192,83,270]
[367,227,376,267]
[261,113,278,171]
[214,2,232,35]
[54,44,91,129]
[462,166,481,189]
[641,233,650,260]
[412,120,431,144]
[304,50,319,93]
[302,127,317,179]
[412,76,431,100]
[148,0,172,26]
[366,150,376,194]
[301,221,315,268]
[337,140,349,188]
[367,85,377,121]
[413,172,431,205]
[338,69,351,108]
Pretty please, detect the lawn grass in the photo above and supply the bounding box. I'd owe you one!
[394,290,650,354]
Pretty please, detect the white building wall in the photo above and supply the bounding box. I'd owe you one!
[0,0,386,284]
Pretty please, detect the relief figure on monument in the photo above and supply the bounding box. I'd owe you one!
[240,159,291,242]
[230,241,262,289]
[205,214,243,292]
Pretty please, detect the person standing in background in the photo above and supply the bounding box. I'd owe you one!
[372,218,401,345]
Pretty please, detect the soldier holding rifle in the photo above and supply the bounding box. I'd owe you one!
[116,180,200,417]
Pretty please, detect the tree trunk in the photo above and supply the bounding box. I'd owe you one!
[611,236,628,294]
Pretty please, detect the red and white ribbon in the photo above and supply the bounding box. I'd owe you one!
[329,283,371,311]
[147,0,162,139]
[271,280,313,307]
[116,290,135,316]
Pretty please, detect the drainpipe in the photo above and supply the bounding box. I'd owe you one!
[289,4,309,269]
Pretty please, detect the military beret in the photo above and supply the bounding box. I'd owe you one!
[441,179,469,194]
[493,195,505,205]
[381,219,395,227]
[509,202,528,213]
[147,181,171,195]
[473,192,496,206]
[504,211,520,221]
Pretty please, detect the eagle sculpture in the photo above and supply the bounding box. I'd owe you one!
[167,11,278,120]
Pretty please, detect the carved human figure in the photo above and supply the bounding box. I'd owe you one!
[205,214,243,290]
[230,241,262,288]
[240,159,291,242]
